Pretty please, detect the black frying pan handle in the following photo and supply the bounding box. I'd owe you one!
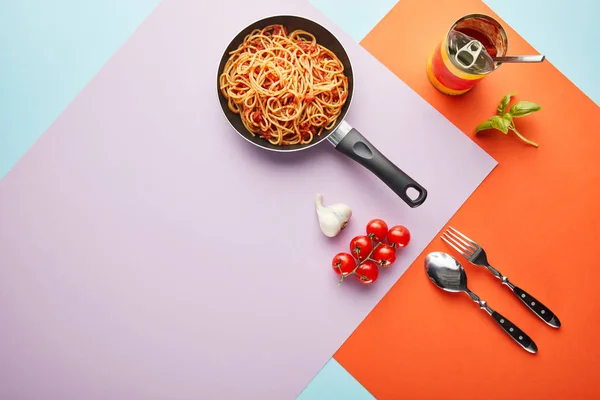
[334,126,427,208]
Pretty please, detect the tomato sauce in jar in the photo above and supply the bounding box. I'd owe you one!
[427,14,508,95]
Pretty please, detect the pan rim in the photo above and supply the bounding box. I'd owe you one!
[216,14,355,153]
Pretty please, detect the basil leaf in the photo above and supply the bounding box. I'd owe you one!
[490,115,510,134]
[497,92,516,115]
[510,101,541,118]
[475,116,511,134]
[475,119,494,133]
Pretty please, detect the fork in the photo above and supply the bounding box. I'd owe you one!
[441,226,561,328]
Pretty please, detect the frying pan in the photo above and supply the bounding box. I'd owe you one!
[217,15,428,208]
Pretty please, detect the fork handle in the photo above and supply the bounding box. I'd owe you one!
[512,286,561,328]
[487,264,561,329]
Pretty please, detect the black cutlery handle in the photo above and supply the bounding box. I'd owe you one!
[512,286,561,328]
[490,310,538,354]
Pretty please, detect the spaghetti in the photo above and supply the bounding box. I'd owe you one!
[219,24,349,146]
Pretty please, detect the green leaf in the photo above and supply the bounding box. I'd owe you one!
[510,101,541,118]
[497,92,516,114]
[475,119,494,133]
[475,115,511,134]
[490,115,511,134]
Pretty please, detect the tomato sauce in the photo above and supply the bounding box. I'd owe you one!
[454,27,498,57]
[426,14,508,96]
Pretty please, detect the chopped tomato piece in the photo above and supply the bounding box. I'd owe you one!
[261,129,272,139]
[304,94,315,103]
[297,41,313,52]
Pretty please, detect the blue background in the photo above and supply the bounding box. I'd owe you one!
[1,0,598,398]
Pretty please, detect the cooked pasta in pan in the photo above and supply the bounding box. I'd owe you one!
[219,24,349,146]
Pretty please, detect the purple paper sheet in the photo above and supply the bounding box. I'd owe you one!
[0,0,496,398]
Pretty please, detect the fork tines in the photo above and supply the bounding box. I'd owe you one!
[440,226,480,259]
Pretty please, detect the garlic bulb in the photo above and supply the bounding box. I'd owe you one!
[315,193,352,238]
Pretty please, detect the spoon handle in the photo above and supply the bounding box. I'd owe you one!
[493,55,545,63]
[466,289,538,353]
[489,309,538,354]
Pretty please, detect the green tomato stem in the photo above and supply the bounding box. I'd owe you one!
[338,241,383,285]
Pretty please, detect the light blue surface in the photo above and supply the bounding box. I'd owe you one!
[308,0,398,42]
[0,0,161,179]
[0,0,598,398]
[484,0,600,105]
[297,359,375,400]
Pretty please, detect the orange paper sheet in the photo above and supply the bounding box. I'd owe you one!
[335,0,600,398]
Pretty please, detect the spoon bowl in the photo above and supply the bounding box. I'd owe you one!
[425,252,467,293]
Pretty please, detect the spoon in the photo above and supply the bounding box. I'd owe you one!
[493,55,545,63]
[425,252,538,354]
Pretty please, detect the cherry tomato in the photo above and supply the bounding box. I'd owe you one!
[331,253,356,276]
[349,235,373,260]
[387,225,411,248]
[366,219,388,241]
[372,245,397,267]
[354,261,379,285]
